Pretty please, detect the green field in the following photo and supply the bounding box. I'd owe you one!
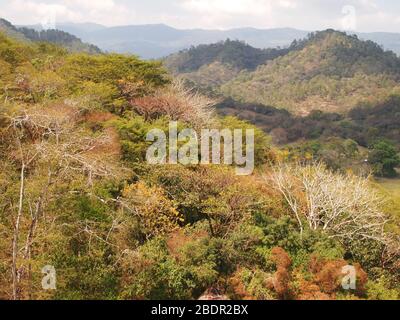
[376,178,400,198]
[374,177,400,232]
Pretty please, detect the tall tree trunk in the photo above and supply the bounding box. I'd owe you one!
[12,163,25,300]
[22,172,52,298]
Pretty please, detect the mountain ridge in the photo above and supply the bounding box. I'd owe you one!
[1,18,101,54]
[165,30,400,117]
[20,22,400,59]
[221,30,400,115]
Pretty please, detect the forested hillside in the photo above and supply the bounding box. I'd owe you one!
[222,30,400,115]
[167,30,400,116]
[217,96,400,153]
[1,32,399,301]
[0,18,101,54]
[217,96,400,177]
[164,39,289,88]
[166,32,400,180]
[165,39,289,73]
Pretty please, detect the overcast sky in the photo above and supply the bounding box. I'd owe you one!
[0,0,399,32]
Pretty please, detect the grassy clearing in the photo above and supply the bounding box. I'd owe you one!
[373,177,400,233]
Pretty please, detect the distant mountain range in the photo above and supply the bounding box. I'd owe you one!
[22,22,400,59]
[0,18,101,54]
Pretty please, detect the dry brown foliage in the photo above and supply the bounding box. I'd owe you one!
[1,104,127,299]
[269,247,292,299]
[83,110,116,124]
[198,287,230,301]
[271,247,292,270]
[130,79,216,128]
[228,268,271,300]
[296,280,332,300]
[308,256,368,297]
[166,229,208,259]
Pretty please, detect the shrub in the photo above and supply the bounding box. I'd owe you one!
[120,182,184,239]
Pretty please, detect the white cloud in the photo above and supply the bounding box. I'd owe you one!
[0,0,399,32]
[63,0,116,11]
[278,0,297,9]
[1,0,134,26]
[179,0,300,29]
[357,0,378,10]
[182,0,272,16]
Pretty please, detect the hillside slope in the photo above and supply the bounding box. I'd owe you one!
[0,18,101,54]
[164,39,289,88]
[217,95,400,148]
[221,30,400,115]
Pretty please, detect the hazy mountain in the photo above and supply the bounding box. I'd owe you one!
[0,18,29,41]
[357,32,400,56]
[1,18,101,54]
[22,23,309,58]
[21,22,400,59]
[162,29,400,151]
[46,22,107,39]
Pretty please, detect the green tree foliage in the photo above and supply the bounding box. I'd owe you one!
[0,33,169,113]
[164,39,290,90]
[217,95,400,166]
[165,39,289,73]
[369,140,400,177]
[120,236,219,300]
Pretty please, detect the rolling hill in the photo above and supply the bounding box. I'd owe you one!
[164,39,290,88]
[165,30,400,150]
[219,30,400,115]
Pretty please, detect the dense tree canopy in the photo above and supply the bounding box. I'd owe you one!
[369,140,400,177]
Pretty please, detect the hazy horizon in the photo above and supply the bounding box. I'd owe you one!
[17,21,400,36]
[1,0,400,33]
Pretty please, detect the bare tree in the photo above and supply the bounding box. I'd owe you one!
[267,163,388,243]
[130,79,216,129]
[266,164,304,236]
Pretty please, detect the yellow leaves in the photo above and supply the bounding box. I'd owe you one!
[122,182,184,238]
[276,149,290,162]
[305,152,313,161]
[14,63,66,101]
[0,58,11,77]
